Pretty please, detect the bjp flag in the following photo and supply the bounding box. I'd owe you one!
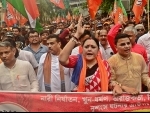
[4,2,17,27]
[132,0,147,24]
[87,0,102,20]
[113,0,128,24]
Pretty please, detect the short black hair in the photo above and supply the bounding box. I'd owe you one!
[27,30,39,38]
[2,38,19,58]
[83,21,91,27]
[114,33,131,45]
[40,30,49,36]
[12,26,20,32]
[47,34,60,42]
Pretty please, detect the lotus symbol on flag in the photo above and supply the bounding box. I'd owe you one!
[6,11,13,20]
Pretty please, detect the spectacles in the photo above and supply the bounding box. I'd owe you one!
[137,29,144,31]
[29,35,39,38]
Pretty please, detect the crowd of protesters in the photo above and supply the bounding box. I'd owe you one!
[0,12,150,96]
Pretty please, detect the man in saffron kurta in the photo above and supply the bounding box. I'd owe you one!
[108,22,148,63]
[108,34,150,95]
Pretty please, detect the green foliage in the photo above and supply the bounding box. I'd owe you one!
[37,0,52,23]
[37,0,71,23]
[81,2,87,9]
[1,0,6,8]
[100,0,115,13]
[72,7,80,15]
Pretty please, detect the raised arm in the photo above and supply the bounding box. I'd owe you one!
[107,21,123,54]
[59,23,75,48]
[59,15,85,66]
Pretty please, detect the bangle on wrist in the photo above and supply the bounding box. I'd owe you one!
[71,37,78,44]
[72,35,79,41]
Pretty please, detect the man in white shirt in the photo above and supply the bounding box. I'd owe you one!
[137,32,150,62]
[18,49,38,73]
[98,29,113,60]
[0,41,39,91]
[37,34,71,92]
[3,38,38,73]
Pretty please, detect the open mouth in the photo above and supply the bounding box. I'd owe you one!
[86,53,93,57]
[87,53,93,55]
[124,49,130,52]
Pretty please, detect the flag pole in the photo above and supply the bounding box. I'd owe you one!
[94,19,96,36]
[0,2,2,28]
[0,9,2,28]
[148,0,149,30]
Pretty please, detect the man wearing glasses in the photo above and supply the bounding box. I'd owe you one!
[137,25,150,63]
[23,30,48,63]
[134,24,145,42]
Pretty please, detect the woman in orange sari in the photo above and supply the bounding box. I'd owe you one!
[59,15,111,92]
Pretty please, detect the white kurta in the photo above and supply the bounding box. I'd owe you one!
[0,59,39,92]
[37,53,71,92]
[99,43,114,60]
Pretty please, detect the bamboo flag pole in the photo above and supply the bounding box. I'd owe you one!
[94,19,96,36]
[148,0,149,30]
[0,2,2,28]
[0,9,2,28]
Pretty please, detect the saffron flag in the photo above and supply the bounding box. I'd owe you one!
[87,0,102,20]
[66,11,71,21]
[15,11,28,26]
[50,0,65,9]
[4,2,17,27]
[113,0,128,24]
[132,0,147,24]
[6,0,43,32]
[56,15,61,23]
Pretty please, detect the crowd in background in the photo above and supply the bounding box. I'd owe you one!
[0,13,149,95]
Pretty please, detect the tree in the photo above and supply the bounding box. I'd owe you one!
[100,0,115,13]
[37,0,71,24]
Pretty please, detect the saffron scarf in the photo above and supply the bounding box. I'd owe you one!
[79,46,83,54]
[77,54,108,92]
[43,52,65,92]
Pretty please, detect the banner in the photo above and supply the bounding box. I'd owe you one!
[0,92,150,112]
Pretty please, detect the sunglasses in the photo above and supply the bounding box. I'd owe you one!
[137,29,144,31]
